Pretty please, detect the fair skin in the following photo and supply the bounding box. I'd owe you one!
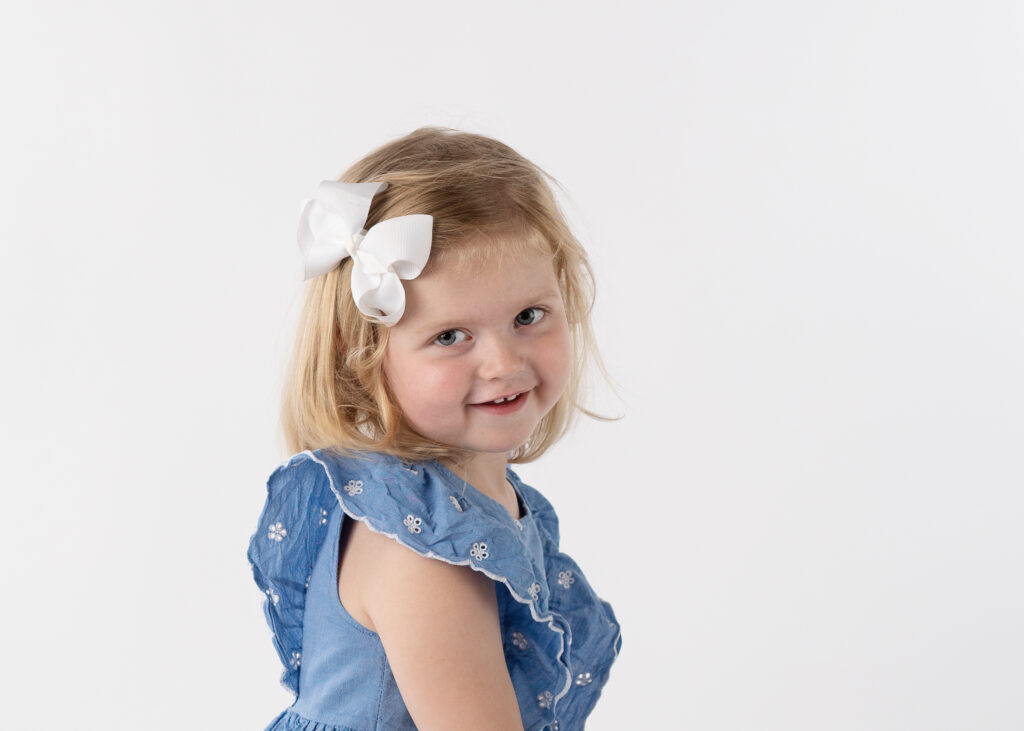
[337,244,572,730]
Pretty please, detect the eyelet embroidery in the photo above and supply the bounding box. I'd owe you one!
[558,570,575,589]
[319,508,328,525]
[289,651,301,669]
[343,479,363,496]
[403,514,423,534]
[528,582,541,601]
[267,522,287,542]
[449,495,464,512]
[575,671,593,686]
[511,631,528,650]
[537,690,553,709]
[470,542,489,560]
[265,588,279,605]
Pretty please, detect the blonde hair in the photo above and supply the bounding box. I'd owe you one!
[282,127,603,463]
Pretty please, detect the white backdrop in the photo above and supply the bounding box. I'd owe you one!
[2,1,1022,728]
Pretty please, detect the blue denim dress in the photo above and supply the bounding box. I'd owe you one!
[248,449,622,731]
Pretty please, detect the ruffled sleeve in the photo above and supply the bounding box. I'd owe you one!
[247,452,340,693]
[248,449,541,693]
[506,471,623,728]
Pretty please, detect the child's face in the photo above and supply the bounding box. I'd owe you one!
[383,245,571,461]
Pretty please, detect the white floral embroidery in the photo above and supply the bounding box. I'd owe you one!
[320,508,329,525]
[511,631,528,650]
[403,514,423,534]
[343,479,363,496]
[268,522,287,542]
[574,671,593,686]
[449,495,464,512]
[558,570,575,589]
[470,542,489,560]
[289,651,301,669]
[514,519,523,530]
[528,582,541,601]
[265,587,279,605]
[537,690,553,709]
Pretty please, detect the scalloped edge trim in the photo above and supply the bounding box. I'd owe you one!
[303,450,576,708]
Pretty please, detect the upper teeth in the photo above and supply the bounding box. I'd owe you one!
[492,393,520,404]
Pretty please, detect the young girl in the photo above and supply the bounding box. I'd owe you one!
[248,128,622,731]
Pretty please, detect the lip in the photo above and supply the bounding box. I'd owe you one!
[470,389,531,415]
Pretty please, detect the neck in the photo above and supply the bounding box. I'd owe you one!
[440,452,510,499]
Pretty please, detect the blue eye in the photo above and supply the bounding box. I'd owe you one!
[434,329,468,346]
[514,308,546,327]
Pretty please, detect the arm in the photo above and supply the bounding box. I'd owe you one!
[348,519,525,730]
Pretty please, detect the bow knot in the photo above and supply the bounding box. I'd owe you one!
[297,181,433,325]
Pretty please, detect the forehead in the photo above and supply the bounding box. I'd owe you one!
[425,225,553,273]
[399,246,561,328]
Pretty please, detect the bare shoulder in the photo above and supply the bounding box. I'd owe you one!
[337,515,523,730]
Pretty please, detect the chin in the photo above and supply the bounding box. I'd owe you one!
[461,431,536,456]
[461,440,526,456]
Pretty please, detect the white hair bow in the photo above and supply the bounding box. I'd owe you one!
[297,180,433,325]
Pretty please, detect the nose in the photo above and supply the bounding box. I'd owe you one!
[477,333,527,381]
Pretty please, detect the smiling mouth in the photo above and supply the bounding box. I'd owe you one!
[471,390,531,410]
[485,392,524,405]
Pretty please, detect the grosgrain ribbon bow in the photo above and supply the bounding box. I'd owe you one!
[297,180,433,325]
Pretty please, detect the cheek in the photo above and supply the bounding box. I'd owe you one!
[539,325,573,393]
[413,359,468,391]
[384,352,470,416]
[382,349,418,413]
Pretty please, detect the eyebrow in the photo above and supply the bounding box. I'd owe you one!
[412,288,562,333]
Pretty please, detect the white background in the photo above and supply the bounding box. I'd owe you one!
[2,1,1022,728]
